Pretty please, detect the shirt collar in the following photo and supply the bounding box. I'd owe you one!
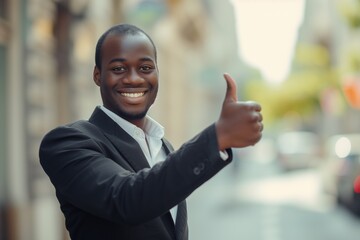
[99,105,164,140]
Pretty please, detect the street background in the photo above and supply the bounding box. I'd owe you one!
[1,0,360,239]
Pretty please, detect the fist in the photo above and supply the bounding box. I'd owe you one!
[216,73,263,150]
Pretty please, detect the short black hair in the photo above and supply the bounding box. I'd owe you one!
[95,24,157,69]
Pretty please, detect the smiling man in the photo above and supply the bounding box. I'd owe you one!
[93,28,159,127]
[39,24,263,240]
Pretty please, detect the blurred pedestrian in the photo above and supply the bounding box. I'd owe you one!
[39,23,263,240]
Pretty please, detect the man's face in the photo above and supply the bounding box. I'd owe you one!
[94,33,159,124]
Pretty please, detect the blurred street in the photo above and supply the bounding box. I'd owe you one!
[187,149,360,240]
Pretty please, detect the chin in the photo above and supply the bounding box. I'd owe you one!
[118,110,148,121]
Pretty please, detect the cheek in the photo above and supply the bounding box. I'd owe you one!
[151,80,159,94]
[101,75,117,88]
[151,74,159,89]
[100,80,116,97]
[151,85,158,103]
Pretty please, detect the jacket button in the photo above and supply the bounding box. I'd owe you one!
[193,167,201,175]
[193,162,205,175]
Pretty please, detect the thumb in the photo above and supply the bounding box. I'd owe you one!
[223,73,238,102]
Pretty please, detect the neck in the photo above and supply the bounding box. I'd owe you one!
[129,118,146,130]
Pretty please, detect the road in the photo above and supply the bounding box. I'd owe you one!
[187,155,360,240]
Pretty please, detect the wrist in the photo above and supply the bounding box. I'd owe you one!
[215,121,227,151]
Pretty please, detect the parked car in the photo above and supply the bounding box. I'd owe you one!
[276,131,321,171]
[323,134,360,216]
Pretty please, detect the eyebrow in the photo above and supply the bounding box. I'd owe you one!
[108,57,155,64]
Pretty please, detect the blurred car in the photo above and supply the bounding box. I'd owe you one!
[322,134,360,216]
[276,131,321,171]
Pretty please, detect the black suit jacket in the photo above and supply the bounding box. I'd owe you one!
[39,107,232,240]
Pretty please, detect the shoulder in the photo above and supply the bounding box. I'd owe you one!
[39,120,109,169]
[41,120,87,141]
[39,120,107,154]
[41,120,104,141]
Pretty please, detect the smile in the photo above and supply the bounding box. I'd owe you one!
[120,92,145,98]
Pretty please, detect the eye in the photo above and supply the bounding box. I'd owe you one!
[112,66,126,73]
[139,65,155,73]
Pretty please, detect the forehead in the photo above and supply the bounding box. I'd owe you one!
[101,33,156,60]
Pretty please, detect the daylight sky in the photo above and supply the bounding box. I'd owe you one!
[231,0,306,83]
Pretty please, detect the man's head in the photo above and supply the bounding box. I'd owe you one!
[93,24,159,128]
[95,24,157,69]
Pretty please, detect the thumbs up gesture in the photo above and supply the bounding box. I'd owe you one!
[216,73,263,150]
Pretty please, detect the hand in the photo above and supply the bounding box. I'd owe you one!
[215,73,263,150]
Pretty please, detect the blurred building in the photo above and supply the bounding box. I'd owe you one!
[0,0,242,239]
[291,0,360,137]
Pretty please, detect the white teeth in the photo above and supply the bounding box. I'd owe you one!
[121,92,145,98]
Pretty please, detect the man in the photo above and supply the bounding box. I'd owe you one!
[39,24,263,240]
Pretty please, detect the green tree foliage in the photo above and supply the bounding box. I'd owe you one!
[337,0,360,28]
[244,44,340,126]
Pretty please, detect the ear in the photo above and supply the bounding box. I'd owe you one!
[93,66,101,86]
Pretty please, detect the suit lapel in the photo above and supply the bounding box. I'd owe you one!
[162,138,174,155]
[88,107,150,172]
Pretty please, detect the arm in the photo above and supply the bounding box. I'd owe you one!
[39,123,231,225]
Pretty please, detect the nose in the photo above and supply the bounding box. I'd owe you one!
[123,69,145,85]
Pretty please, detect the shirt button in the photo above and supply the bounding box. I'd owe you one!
[134,129,143,138]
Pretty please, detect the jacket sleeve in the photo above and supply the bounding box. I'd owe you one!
[39,123,232,225]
